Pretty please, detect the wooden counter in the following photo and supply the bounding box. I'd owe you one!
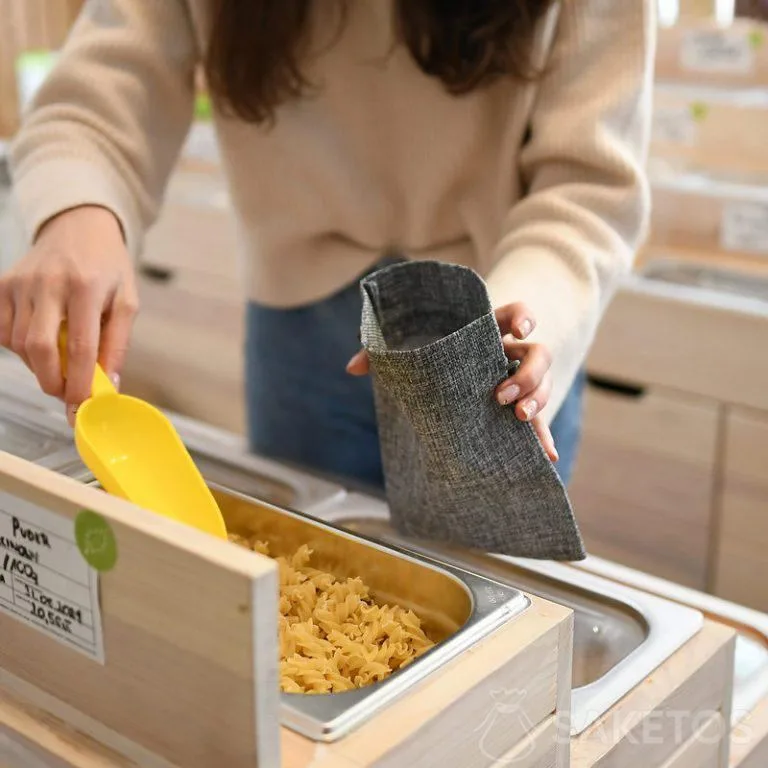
[0,454,573,767]
[4,616,736,768]
[572,246,768,611]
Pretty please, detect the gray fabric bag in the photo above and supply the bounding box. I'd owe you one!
[360,260,585,561]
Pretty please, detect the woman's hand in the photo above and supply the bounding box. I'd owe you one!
[492,303,557,462]
[0,206,138,422]
[346,302,558,462]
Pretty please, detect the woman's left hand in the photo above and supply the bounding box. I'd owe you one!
[346,302,558,462]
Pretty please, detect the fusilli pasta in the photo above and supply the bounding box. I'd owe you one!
[229,532,436,693]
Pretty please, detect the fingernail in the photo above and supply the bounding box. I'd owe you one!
[519,319,533,338]
[66,403,77,427]
[346,350,365,371]
[551,446,560,462]
[497,383,520,406]
[109,372,120,390]
[520,399,538,421]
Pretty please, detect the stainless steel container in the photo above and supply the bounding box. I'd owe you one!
[81,479,530,742]
[0,395,80,472]
[310,493,705,736]
[0,353,346,511]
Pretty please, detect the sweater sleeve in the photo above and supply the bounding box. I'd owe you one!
[9,0,199,257]
[485,0,655,418]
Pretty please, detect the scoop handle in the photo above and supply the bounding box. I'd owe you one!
[58,326,117,399]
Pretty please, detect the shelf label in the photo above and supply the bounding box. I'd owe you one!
[0,493,105,663]
[721,202,768,255]
[653,105,699,146]
[681,29,755,75]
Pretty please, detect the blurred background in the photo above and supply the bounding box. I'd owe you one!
[1,0,767,611]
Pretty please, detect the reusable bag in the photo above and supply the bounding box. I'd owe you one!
[360,260,585,560]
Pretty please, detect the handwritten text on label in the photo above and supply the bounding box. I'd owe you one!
[0,493,104,663]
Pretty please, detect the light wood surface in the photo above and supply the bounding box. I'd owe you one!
[660,711,727,768]
[0,588,573,768]
[588,265,768,414]
[714,407,768,612]
[569,381,719,589]
[279,602,572,768]
[0,452,281,767]
[649,178,768,260]
[121,166,247,434]
[492,715,558,767]
[730,697,768,767]
[571,619,736,768]
[0,615,738,768]
[678,0,718,19]
[652,86,768,176]
[636,243,768,278]
[0,683,142,768]
[0,0,83,137]
[0,452,575,768]
[656,20,768,89]
[121,271,245,434]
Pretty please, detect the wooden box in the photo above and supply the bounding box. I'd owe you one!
[649,164,768,259]
[568,378,719,589]
[651,85,768,176]
[0,454,574,767]
[656,19,768,88]
[571,620,734,768]
[714,406,768,612]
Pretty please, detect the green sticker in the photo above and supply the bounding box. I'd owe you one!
[195,93,213,122]
[690,102,709,123]
[75,511,118,572]
[749,30,765,50]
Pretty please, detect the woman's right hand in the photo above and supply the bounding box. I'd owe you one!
[0,205,138,420]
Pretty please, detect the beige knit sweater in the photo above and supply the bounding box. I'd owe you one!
[10,0,655,416]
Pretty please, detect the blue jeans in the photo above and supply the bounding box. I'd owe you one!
[246,273,585,491]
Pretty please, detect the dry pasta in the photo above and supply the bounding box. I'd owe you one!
[229,532,435,694]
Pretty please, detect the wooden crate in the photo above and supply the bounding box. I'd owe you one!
[569,380,720,590]
[0,453,574,767]
[571,619,734,767]
[656,19,768,88]
[714,406,768,612]
[649,168,768,259]
[652,85,768,176]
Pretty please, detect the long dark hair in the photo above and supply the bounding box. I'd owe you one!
[205,0,556,125]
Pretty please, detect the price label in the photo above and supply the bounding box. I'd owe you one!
[0,494,104,663]
[721,202,768,255]
[681,30,754,75]
[653,106,698,146]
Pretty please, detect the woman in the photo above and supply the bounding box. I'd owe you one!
[2,1,653,490]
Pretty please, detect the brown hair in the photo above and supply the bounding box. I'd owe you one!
[205,0,555,125]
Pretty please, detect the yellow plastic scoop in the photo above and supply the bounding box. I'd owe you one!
[59,330,227,539]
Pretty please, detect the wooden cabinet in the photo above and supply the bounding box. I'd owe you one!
[714,407,768,612]
[569,379,720,590]
[120,163,246,435]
